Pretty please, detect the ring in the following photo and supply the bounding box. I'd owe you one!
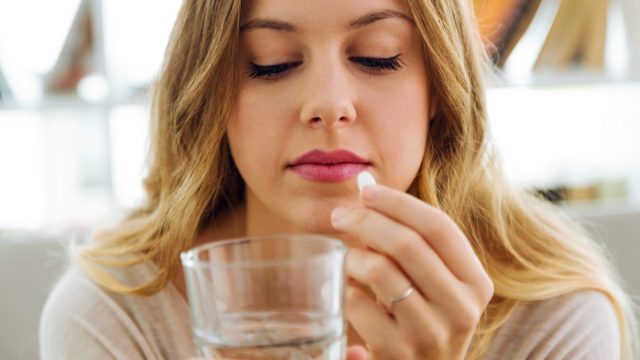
[388,286,415,309]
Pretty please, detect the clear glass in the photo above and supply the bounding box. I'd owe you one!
[181,234,347,360]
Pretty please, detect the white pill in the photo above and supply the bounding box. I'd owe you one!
[357,171,376,193]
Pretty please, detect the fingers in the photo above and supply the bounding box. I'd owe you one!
[346,346,369,360]
[335,184,493,359]
[334,207,459,303]
[346,246,455,339]
[345,284,397,341]
[359,184,486,284]
[346,248,413,308]
[345,284,408,359]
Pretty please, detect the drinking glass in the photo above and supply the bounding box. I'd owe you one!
[181,234,347,359]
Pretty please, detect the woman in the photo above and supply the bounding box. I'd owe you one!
[40,0,637,359]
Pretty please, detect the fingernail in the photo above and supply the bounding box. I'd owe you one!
[331,207,349,227]
[361,185,379,202]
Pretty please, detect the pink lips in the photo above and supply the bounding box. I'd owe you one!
[288,149,371,182]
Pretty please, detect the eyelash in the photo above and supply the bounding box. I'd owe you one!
[247,54,405,81]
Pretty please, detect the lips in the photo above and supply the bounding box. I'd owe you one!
[287,149,371,182]
[289,149,370,166]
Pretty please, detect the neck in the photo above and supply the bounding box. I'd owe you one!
[194,190,304,243]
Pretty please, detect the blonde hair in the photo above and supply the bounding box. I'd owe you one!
[78,0,638,358]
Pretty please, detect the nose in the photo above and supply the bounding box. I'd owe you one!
[298,56,357,129]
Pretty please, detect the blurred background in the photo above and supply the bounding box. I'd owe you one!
[0,0,639,358]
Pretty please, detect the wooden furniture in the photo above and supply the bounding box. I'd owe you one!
[474,0,610,71]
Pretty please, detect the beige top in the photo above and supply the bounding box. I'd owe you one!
[40,263,620,360]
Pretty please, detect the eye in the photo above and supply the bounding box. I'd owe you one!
[351,54,405,76]
[246,54,405,81]
[247,61,302,80]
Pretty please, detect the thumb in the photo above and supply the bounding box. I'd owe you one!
[346,345,369,360]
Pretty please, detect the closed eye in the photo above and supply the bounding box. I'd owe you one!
[247,61,303,80]
[247,54,405,81]
[350,55,405,76]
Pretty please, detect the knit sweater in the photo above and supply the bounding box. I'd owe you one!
[40,264,620,359]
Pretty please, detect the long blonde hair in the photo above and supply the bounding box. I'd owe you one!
[78,0,637,358]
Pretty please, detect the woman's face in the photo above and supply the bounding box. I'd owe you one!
[227,0,432,235]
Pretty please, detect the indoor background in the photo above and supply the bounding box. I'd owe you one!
[1,0,639,358]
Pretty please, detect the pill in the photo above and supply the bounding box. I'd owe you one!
[357,171,376,193]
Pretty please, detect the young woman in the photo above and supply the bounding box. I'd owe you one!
[40,0,637,359]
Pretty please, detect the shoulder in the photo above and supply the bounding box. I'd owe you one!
[39,266,152,359]
[39,264,194,360]
[486,290,620,360]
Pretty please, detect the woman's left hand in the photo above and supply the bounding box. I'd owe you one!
[331,184,494,360]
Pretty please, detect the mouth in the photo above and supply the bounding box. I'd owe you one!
[287,149,371,182]
[287,162,371,182]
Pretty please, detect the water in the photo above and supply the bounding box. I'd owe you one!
[194,311,345,360]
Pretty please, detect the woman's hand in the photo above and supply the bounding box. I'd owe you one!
[332,184,494,360]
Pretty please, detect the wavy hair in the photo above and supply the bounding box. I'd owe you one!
[77,0,637,358]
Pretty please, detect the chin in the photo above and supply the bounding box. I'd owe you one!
[285,206,336,235]
[296,216,336,235]
[278,194,356,235]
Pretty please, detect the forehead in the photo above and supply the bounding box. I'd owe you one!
[241,0,411,32]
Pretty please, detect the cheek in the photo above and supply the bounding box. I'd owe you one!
[231,85,294,138]
[377,118,427,190]
[365,77,429,189]
[227,87,293,188]
[227,91,273,176]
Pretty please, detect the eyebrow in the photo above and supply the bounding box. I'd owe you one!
[239,9,414,33]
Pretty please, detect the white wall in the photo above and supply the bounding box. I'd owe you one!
[575,206,640,296]
[0,239,69,360]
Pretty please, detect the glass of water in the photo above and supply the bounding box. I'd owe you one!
[180,234,347,359]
